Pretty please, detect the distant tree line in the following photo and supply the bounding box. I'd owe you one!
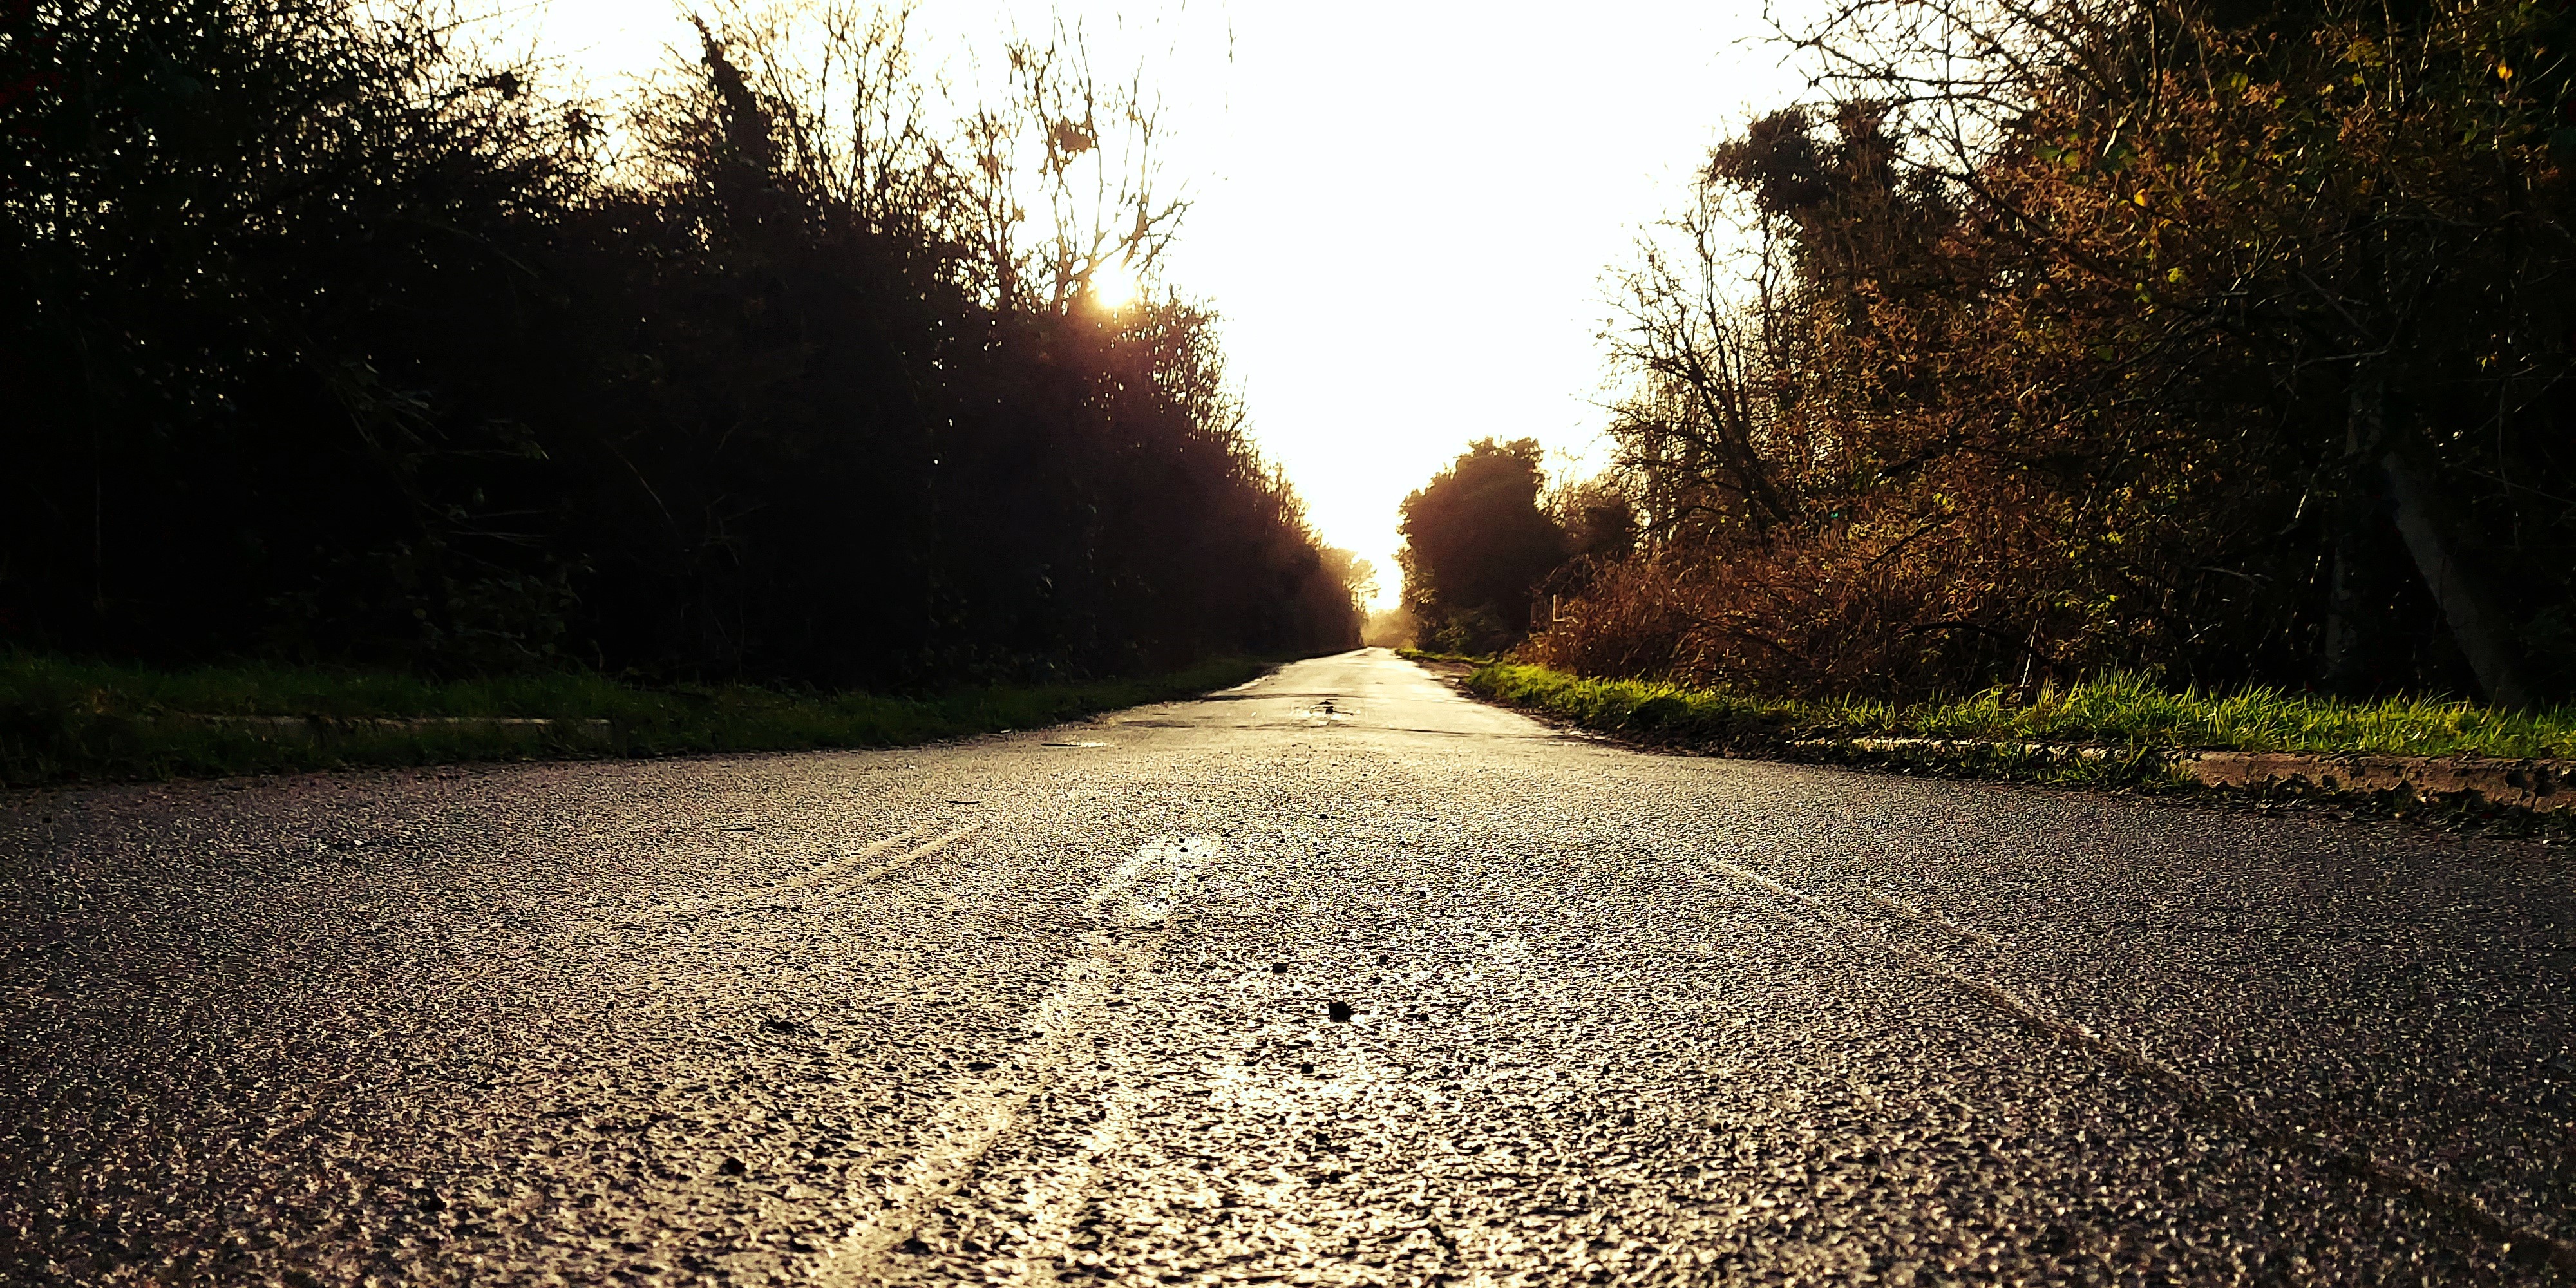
[1397,440,1561,654]
[1394,439,1630,654]
[1410,0,2576,703]
[0,0,1361,685]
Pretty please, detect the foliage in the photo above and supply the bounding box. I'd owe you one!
[0,0,1359,685]
[1361,605,1417,649]
[0,650,1272,784]
[1396,439,1567,654]
[1538,0,2576,703]
[1470,661,2576,760]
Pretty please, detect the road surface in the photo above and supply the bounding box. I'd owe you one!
[5,649,2571,1285]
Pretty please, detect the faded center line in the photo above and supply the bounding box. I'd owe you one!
[816,835,1216,1287]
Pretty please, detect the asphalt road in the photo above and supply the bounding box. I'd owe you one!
[5,648,2572,1286]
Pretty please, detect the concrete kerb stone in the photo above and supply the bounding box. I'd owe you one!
[1793,735,2575,815]
[2181,749,2573,813]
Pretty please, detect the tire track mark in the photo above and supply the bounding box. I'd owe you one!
[1710,856,2576,1274]
[609,825,981,927]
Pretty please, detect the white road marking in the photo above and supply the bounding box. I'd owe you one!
[815,835,1217,1287]
[983,1064,1143,1287]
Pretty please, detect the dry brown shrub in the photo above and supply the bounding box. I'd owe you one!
[1533,468,2187,697]
[1544,0,2576,703]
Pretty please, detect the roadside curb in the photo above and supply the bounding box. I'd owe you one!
[1434,663,2576,820]
[1792,736,2576,815]
[1,656,1289,786]
[2177,748,2573,814]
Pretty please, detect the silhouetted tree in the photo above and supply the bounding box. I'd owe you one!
[1397,439,1566,653]
[0,0,1360,681]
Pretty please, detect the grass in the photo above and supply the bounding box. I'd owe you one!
[1,652,1274,787]
[1468,662,2576,762]
[1394,647,1495,665]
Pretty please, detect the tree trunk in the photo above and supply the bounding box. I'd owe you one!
[2321,372,2383,691]
[2377,439,2532,710]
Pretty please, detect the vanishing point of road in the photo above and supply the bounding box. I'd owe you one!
[5,649,2572,1285]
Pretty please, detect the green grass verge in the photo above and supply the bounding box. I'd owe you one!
[1,653,1274,786]
[1466,663,2576,762]
[1394,647,1495,665]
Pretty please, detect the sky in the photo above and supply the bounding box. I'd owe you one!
[504,1,1824,608]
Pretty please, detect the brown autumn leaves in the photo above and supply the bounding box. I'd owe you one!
[1500,0,2576,705]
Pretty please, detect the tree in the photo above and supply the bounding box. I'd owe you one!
[0,0,1361,679]
[1321,550,1381,618]
[1534,0,2576,703]
[1397,440,1566,653]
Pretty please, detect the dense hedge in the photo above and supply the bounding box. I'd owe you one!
[0,1,1358,685]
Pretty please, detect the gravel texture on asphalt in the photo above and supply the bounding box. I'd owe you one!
[5,648,2572,1285]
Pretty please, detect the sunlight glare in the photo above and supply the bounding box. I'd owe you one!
[515,1,1826,610]
[1088,257,1141,312]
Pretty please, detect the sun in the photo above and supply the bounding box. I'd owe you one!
[1087,256,1141,311]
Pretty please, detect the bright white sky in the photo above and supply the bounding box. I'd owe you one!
[504,1,1821,607]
